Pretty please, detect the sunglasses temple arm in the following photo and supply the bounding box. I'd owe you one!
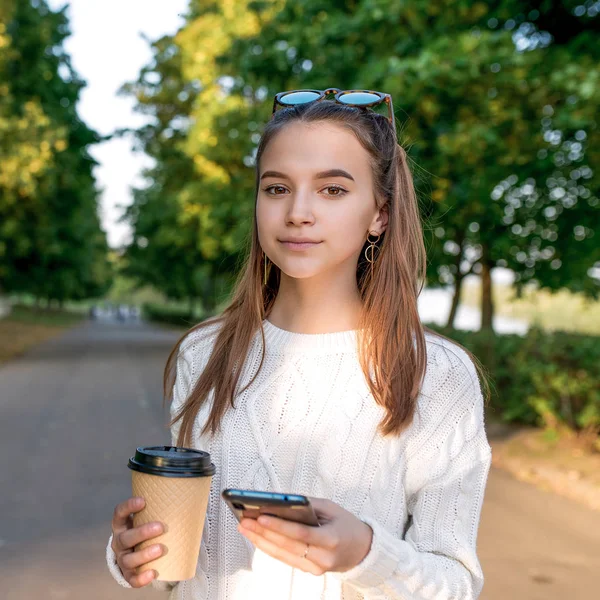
[388,100,395,131]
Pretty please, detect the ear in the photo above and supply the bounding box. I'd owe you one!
[369,204,388,236]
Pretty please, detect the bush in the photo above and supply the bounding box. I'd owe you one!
[142,303,201,327]
[426,324,600,436]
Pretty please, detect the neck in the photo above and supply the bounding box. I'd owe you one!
[268,270,362,334]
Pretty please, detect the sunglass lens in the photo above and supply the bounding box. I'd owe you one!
[279,91,321,105]
[338,92,381,106]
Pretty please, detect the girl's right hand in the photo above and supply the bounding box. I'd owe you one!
[111,496,165,588]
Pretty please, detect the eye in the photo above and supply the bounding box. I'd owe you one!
[262,184,348,197]
[263,185,289,196]
[322,185,348,197]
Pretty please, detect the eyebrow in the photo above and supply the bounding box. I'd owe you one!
[260,168,355,182]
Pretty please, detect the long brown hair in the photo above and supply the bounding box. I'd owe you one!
[164,99,489,447]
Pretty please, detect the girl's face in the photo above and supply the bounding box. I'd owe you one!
[256,121,388,283]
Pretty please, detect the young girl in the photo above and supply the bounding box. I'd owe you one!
[107,89,492,600]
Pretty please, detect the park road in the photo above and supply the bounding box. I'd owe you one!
[0,319,598,599]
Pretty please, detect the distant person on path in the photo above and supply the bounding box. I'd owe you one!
[107,88,492,599]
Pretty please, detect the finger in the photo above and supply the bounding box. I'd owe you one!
[240,520,307,557]
[112,497,145,535]
[243,521,334,571]
[128,568,157,589]
[118,521,165,552]
[121,543,165,571]
[252,514,338,550]
[239,525,327,577]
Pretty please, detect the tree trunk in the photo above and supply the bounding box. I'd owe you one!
[480,260,494,332]
[446,234,466,329]
[446,271,464,329]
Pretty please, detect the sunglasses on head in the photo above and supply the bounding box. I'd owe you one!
[271,87,395,131]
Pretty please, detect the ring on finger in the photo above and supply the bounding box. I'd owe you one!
[301,543,310,559]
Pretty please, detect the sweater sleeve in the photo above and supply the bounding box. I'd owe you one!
[335,341,492,599]
[104,339,194,592]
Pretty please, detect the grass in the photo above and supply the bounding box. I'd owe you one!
[491,425,600,512]
[461,281,600,335]
[0,304,85,364]
[7,304,87,326]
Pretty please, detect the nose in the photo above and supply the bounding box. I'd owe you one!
[285,189,315,226]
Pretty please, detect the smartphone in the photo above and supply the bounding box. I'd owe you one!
[222,488,320,527]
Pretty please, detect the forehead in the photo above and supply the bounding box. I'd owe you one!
[260,121,371,178]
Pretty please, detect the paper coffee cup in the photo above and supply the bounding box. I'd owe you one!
[128,446,215,581]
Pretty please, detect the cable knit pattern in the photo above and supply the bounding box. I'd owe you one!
[106,319,492,599]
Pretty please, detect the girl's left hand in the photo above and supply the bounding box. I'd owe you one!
[238,497,373,576]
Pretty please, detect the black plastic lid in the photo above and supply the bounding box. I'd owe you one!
[128,446,216,478]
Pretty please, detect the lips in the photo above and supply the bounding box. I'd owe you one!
[279,239,322,251]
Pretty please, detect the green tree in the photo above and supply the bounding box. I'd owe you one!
[191,0,600,330]
[119,33,239,312]
[0,0,111,303]
[126,0,599,330]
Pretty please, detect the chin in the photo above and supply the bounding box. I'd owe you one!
[276,263,324,280]
[280,269,321,280]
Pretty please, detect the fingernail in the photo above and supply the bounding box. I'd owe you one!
[257,516,270,526]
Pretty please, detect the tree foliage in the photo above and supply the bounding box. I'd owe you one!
[0,0,111,302]
[122,0,599,329]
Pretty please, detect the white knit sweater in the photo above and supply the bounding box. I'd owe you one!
[107,319,492,599]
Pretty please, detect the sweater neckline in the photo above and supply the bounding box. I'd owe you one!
[261,318,359,353]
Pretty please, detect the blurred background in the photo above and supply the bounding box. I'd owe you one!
[0,0,598,598]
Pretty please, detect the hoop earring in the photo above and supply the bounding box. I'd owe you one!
[364,231,381,281]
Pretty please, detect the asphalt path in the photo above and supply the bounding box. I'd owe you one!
[0,320,598,599]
